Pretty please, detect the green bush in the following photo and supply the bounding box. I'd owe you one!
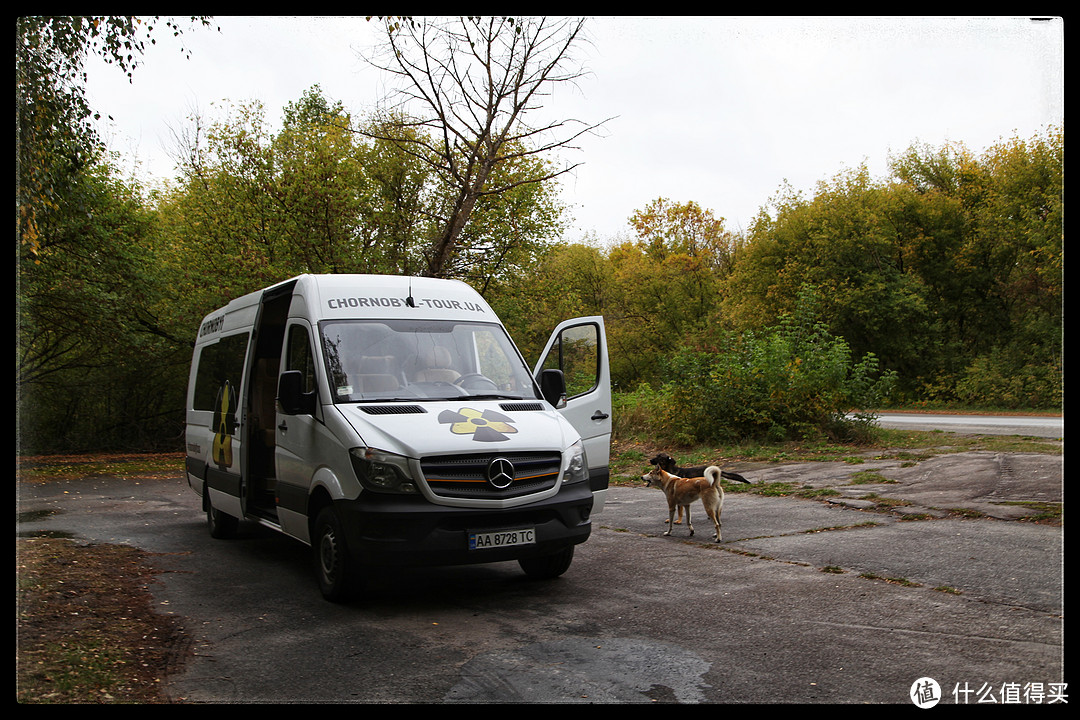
[636,291,895,445]
[611,383,675,441]
[955,346,1062,410]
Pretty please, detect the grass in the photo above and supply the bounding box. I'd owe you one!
[17,452,191,703]
[17,452,184,484]
[995,501,1063,524]
[16,537,188,703]
[609,426,1062,485]
[859,572,923,588]
[849,471,895,484]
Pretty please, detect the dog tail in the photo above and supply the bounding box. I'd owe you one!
[705,466,722,487]
[721,470,750,484]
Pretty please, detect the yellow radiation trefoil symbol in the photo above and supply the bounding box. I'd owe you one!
[438,407,518,442]
[212,380,236,467]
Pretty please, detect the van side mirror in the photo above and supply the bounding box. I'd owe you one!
[539,369,567,408]
[278,370,317,415]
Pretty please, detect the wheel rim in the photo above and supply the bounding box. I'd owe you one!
[319,526,339,583]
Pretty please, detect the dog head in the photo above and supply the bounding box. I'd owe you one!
[648,452,678,473]
[641,464,669,488]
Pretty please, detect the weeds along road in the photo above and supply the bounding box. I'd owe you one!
[17,445,1063,704]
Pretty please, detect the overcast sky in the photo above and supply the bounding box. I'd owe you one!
[84,15,1064,241]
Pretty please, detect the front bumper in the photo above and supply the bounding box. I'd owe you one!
[335,480,594,567]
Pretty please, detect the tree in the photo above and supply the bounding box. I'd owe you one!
[363,16,609,277]
[16,157,192,451]
[628,197,739,272]
[17,16,216,452]
[444,141,568,293]
[494,198,743,389]
[16,15,215,256]
[156,86,569,324]
[722,127,1062,407]
[492,241,611,367]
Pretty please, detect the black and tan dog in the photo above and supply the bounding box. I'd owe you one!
[642,464,725,542]
[649,452,748,524]
[649,452,750,484]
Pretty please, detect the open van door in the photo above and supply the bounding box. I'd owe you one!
[535,316,612,510]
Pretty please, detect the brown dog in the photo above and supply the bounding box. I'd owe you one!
[642,465,724,542]
[649,452,748,525]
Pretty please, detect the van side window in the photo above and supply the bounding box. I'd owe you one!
[192,333,250,410]
[540,323,600,399]
[286,324,317,394]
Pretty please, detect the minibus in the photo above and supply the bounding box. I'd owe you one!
[185,274,610,600]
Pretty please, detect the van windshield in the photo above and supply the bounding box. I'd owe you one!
[319,319,542,403]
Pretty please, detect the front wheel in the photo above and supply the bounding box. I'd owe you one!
[518,545,574,580]
[313,505,361,602]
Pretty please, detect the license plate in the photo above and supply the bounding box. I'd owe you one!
[469,528,535,550]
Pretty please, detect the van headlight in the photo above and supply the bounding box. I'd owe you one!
[350,448,418,494]
[562,440,588,484]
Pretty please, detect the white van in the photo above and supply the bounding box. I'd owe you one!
[185,274,611,601]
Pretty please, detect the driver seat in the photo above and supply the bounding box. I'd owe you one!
[410,347,460,383]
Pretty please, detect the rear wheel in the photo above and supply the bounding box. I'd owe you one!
[205,486,238,539]
[313,505,361,602]
[518,545,574,580]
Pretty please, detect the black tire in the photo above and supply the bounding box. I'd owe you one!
[518,545,574,580]
[205,486,239,539]
[313,505,360,602]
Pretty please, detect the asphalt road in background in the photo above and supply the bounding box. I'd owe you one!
[17,419,1064,704]
[876,413,1062,438]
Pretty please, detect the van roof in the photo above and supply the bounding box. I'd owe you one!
[197,274,498,338]
[294,274,495,321]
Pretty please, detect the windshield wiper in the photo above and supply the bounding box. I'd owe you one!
[353,397,419,403]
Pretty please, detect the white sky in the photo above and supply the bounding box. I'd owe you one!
[84,15,1064,241]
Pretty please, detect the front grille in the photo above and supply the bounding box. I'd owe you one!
[420,451,562,500]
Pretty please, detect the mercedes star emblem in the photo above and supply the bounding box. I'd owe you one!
[486,457,515,489]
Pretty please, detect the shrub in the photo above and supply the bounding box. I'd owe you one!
[650,291,895,445]
[955,347,1062,410]
[611,383,674,441]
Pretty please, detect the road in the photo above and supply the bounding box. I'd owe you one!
[17,444,1064,705]
[875,412,1063,438]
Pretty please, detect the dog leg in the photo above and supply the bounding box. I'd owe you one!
[684,504,694,537]
[664,503,676,536]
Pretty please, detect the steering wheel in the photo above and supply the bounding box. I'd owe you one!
[455,373,499,391]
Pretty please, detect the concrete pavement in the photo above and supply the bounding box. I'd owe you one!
[16,448,1064,703]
